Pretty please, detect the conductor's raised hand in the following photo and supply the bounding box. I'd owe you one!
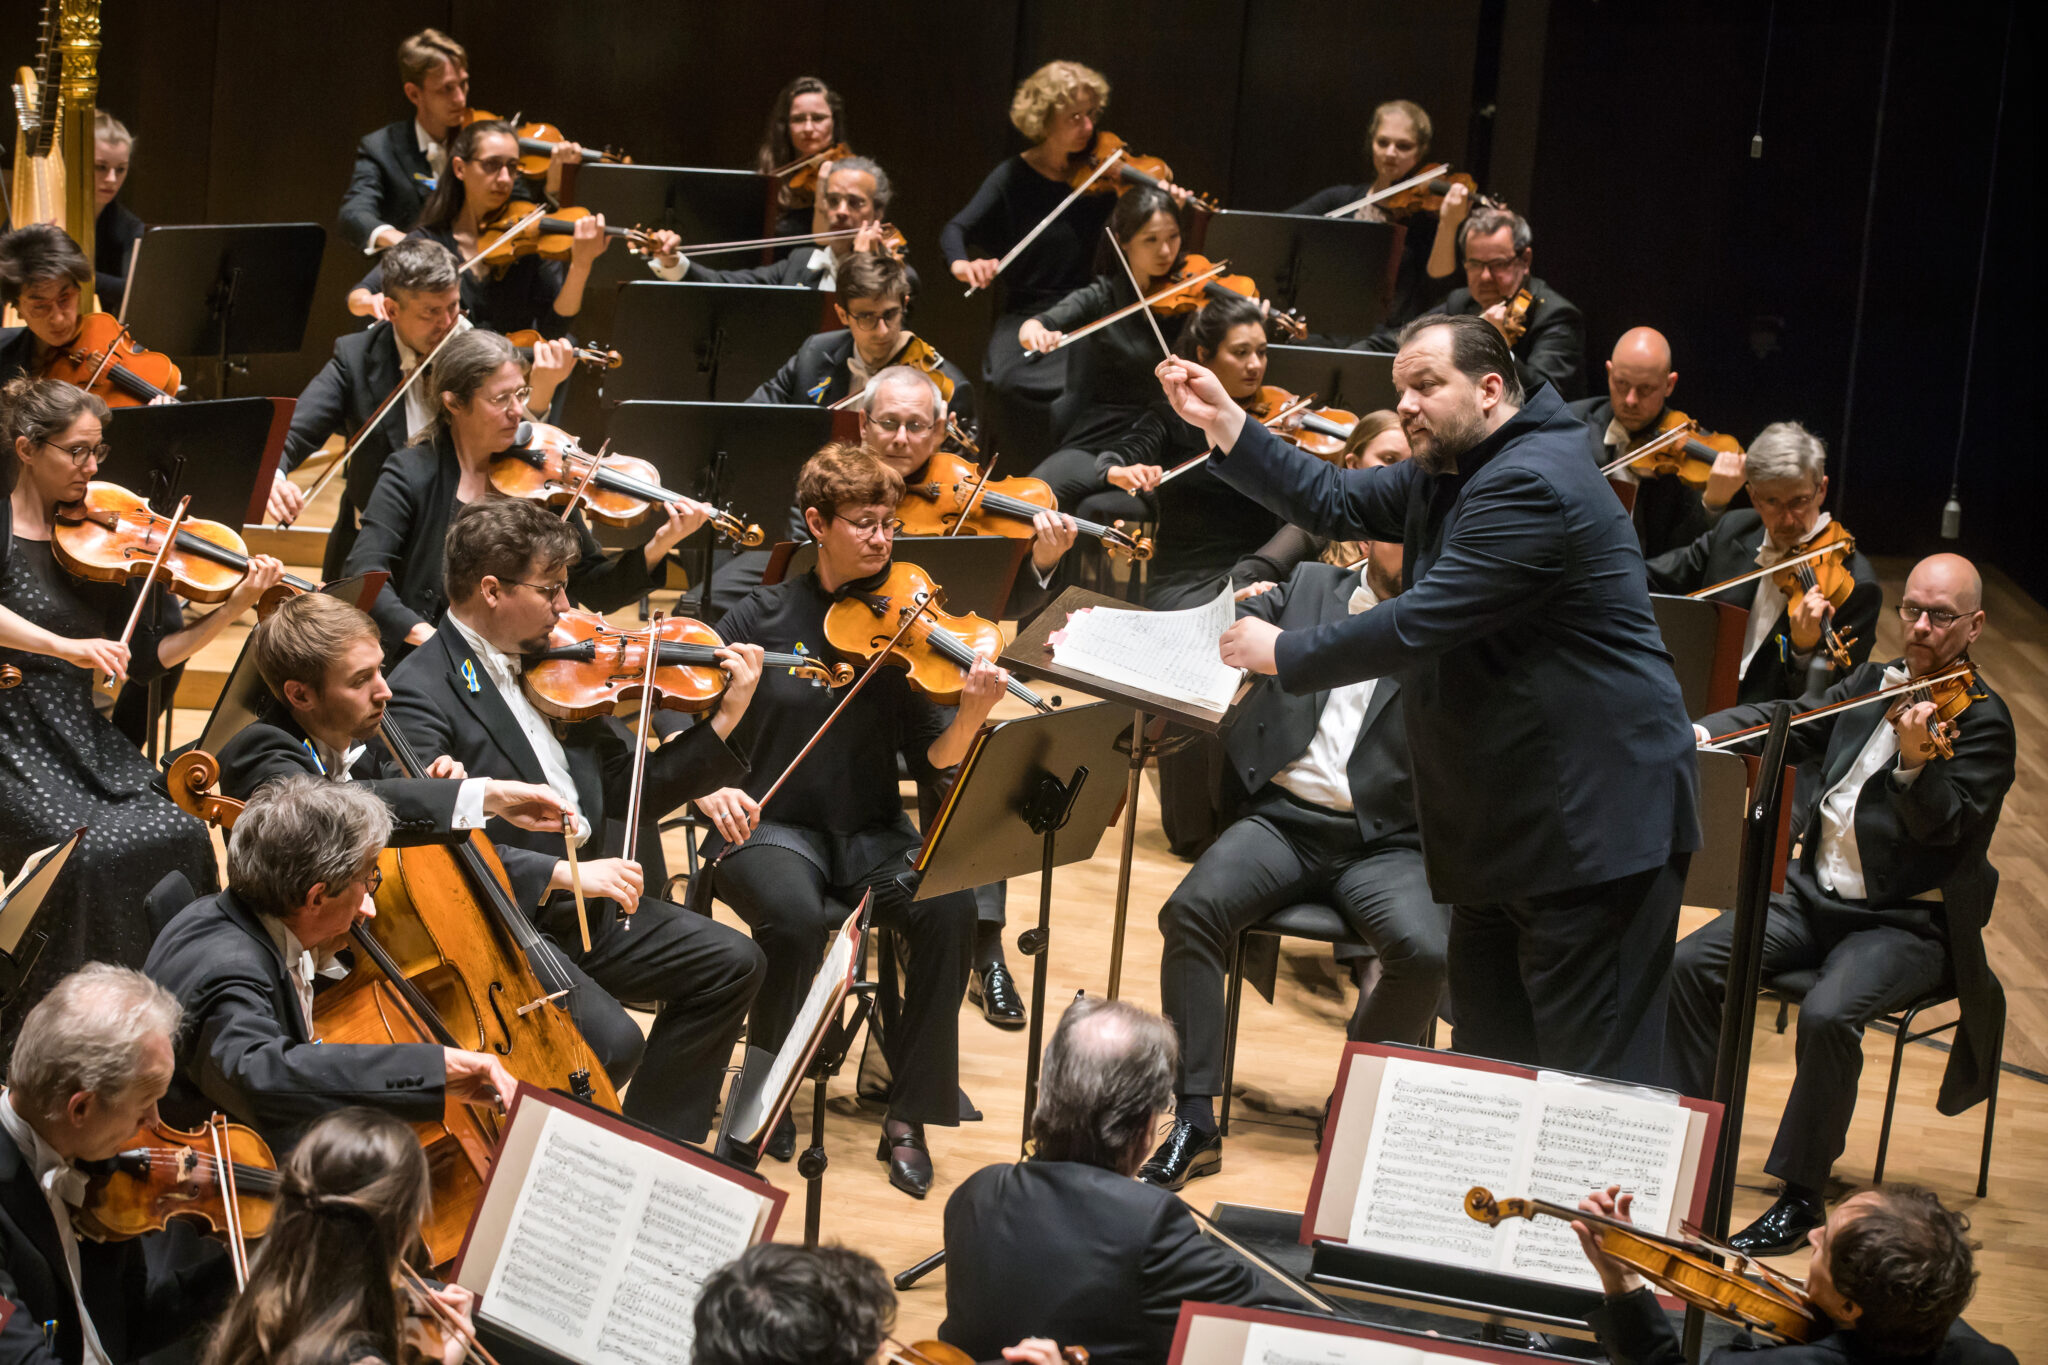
[1156,356,1246,450]
[1219,615,1281,675]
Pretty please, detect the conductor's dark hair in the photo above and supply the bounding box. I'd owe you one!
[442,495,580,605]
[1174,291,1268,363]
[1395,312,1526,405]
[755,77,847,176]
[689,1243,893,1365]
[1031,996,1177,1171]
[1830,1186,1978,1357]
[0,223,92,306]
[417,119,518,232]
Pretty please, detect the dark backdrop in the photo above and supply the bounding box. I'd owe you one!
[80,0,2035,597]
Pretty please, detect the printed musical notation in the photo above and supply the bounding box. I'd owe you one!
[1238,1320,1428,1365]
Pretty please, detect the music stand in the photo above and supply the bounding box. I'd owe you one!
[1261,344,1399,415]
[105,398,295,528]
[1201,211,1398,342]
[1652,595,1749,718]
[605,282,824,405]
[121,224,325,398]
[764,536,1030,622]
[0,828,85,1009]
[600,400,834,616]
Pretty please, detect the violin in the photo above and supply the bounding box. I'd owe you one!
[1498,288,1534,346]
[1070,131,1220,212]
[1770,521,1860,672]
[1248,385,1359,461]
[54,482,316,608]
[895,450,1152,561]
[774,141,852,198]
[1151,254,1307,339]
[460,108,629,179]
[474,200,656,268]
[504,328,620,374]
[523,609,849,724]
[1600,410,1741,489]
[1701,658,1983,760]
[1376,168,1480,219]
[76,1116,279,1249]
[824,562,1050,711]
[881,1343,1087,1365]
[488,420,763,543]
[37,312,181,406]
[1465,1187,1823,1343]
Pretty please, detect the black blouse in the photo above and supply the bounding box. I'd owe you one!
[1035,275,1187,450]
[1096,409,1285,588]
[941,156,1116,318]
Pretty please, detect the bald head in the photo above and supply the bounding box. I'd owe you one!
[1606,327,1677,432]
[1908,553,1983,613]
[1900,553,1985,675]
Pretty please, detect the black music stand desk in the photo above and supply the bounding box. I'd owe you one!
[104,397,294,528]
[606,281,824,405]
[1202,210,1398,342]
[122,224,325,398]
[1262,344,1399,415]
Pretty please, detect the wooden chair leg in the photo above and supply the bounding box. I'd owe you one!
[1221,932,1247,1138]
[1873,1007,1918,1185]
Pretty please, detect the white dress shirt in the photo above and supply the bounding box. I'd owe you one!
[1270,573,1381,813]
[392,314,473,447]
[0,1092,111,1365]
[446,613,589,845]
[364,120,449,255]
[1812,663,1921,902]
[1603,416,1641,485]
[1740,513,1832,678]
[304,729,488,831]
[259,917,343,1035]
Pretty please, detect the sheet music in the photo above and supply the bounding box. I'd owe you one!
[482,1104,768,1364]
[1048,582,1243,713]
[730,907,860,1144]
[1,832,81,956]
[1239,1321,1428,1365]
[1504,1083,1690,1287]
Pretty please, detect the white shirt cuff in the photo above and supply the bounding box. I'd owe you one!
[451,778,490,828]
[1031,561,1055,589]
[365,226,397,255]
[648,255,688,281]
[1891,762,1924,787]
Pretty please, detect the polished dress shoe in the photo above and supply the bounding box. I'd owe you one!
[1138,1118,1222,1191]
[876,1123,933,1199]
[765,1112,797,1163]
[1728,1190,1826,1257]
[968,961,1027,1029]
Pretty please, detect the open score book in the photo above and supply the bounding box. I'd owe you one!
[1047,582,1246,719]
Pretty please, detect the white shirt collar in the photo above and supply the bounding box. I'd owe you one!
[415,119,445,158]
[1347,569,1379,616]
[1755,511,1834,566]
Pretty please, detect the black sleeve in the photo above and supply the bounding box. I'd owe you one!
[1231,524,1325,590]
[1035,278,1117,333]
[1583,1287,1700,1365]
[1520,298,1587,400]
[1285,184,1361,217]
[1698,667,1865,767]
[564,509,660,614]
[280,348,358,475]
[629,719,751,822]
[0,1271,61,1365]
[1096,409,1175,471]
[338,136,389,252]
[342,457,429,642]
[1643,525,1719,595]
[536,259,572,331]
[1141,1199,1278,1313]
[219,727,466,844]
[941,161,1013,263]
[747,347,808,405]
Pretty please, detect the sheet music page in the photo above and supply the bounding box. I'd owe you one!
[1239,1321,1429,1365]
[482,1104,767,1364]
[731,908,859,1144]
[1048,582,1243,713]
[1345,1057,1530,1270]
[1502,1082,1690,1288]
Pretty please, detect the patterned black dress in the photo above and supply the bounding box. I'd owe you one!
[0,507,217,1054]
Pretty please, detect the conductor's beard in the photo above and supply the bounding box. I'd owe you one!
[1405,402,1489,477]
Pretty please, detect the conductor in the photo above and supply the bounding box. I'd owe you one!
[1156,314,1699,1084]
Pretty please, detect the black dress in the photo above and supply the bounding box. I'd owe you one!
[0,511,217,1054]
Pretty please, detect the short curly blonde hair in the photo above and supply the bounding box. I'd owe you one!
[1010,61,1111,143]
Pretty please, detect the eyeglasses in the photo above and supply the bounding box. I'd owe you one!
[868,417,933,436]
[842,306,903,332]
[477,386,534,414]
[39,440,110,466]
[355,867,384,897]
[18,285,79,319]
[466,156,520,177]
[1464,252,1526,277]
[1898,604,1970,628]
[833,515,902,541]
[509,579,572,602]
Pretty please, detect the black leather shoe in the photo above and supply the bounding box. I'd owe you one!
[765,1112,797,1163]
[876,1124,932,1200]
[1728,1191,1826,1258]
[968,961,1027,1029]
[1138,1118,1222,1190]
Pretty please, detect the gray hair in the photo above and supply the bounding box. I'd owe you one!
[1744,420,1827,489]
[1461,205,1531,254]
[227,775,391,920]
[428,328,521,443]
[8,964,181,1121]
[1031,996,1176,1169]
[381,236,460,299]
[827,155,892,214]
[858,365,948,421]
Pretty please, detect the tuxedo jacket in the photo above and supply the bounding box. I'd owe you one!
[1567,396,1714,559]
[1208,386,1700,904]
[686,249,923,295]
[213,702,558,911]
[93,199,145,309]
[1371,275,1586,400]
[144,890,447,1150]
[384,625,746,926]
[1588,1285,2016,1365]
[278,322,416,516]
[746,330,975,427]
[0,1122,231,1365]
[940,1160,1275,1365]
[0,329,35,387]
[1701,658,2015,1112]
[341,435,660,649]
[338,118,435,252]
[1225,562,1419,853]
[1645,511,1882,704]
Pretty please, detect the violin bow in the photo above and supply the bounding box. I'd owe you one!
[284,319,469,528]
[964,148,1126,297]
[208,1113,249,1290]
[1107,227,1176,361]
[556,438,609,523]
[462,201,551,275]
[1698,660,1977,753]
[613,614,666,934]
[562,814,593,953]
[944,451,999,539]
[1156,393,1312,488]
[669,225,871,260]
[1598,422,1697,478]
[401,1263,502,1365]
[1027,260,1232,358]
[1686,535,1854,600]
[107,495,191,694]
[1322,162,1454,219]
[1184,1204,1341,1315]
[769,146,834,179]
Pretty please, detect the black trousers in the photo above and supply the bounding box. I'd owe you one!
[1666,869,1945,1192]
[1448,850,1690,1086]
[1159,789,1446,1095]
[982,318,1061,461]
[534,893,765,1143]
[715,844,976,1124]
[1029,446,1107,511]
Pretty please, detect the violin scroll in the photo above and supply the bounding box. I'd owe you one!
[166,749,246,830]
[0,665,19,688]
[1463,1186,1533,1227]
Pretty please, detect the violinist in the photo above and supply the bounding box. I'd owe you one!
[202,1107,479,1365]
[1645,422,1880,704]
[2,379,277,1049]
[748,252,971,419]
[341,329,700,654]
[667,157,911,291]
[942,60,1120,456]
[702,445,1005,1194]
[0,965,235,1365]
[0,226,172,400]
[1569,327,1744,557]
[1573,1184,2013,1363]
[1286,99,1464,326]
[145,778,519,1148]
[383,498,768,1144]
[91,111,145,311]
[335,29,503,256]
[1368,206,1585,400]
[753,76,851,246]
[1671,554,2014,1258]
